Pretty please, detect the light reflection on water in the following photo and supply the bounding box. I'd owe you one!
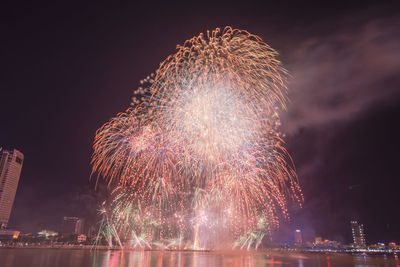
[0,249,399,267]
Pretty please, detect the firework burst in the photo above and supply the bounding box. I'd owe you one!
[91,27,302,250]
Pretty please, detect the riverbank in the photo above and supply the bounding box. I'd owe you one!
[0,244,399,256]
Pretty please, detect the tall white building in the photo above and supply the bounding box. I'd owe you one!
[294,229,302,245]
[350,221,366,248]
[0,148,24,228]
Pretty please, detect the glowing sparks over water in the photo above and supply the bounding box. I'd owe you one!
[91,27,303,250]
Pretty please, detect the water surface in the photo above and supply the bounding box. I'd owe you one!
[0,248,399,267]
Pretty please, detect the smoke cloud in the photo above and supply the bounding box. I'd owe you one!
[282,16,400,134]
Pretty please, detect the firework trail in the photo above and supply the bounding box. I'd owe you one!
[91,27,302,249]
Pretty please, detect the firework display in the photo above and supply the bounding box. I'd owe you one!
[91,27,302,250]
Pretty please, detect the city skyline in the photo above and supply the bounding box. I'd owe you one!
[1,1,400,245]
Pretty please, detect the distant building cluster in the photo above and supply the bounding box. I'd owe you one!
[289,221,400,252]
[312,236,342,248]
[292,221,366,249]
[2,215,95,245]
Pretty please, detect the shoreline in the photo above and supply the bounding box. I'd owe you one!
[0,245,399,256]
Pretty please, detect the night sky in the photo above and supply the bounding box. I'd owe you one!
[1,1,399,244]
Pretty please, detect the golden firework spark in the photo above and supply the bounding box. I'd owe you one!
[92,27,303,250]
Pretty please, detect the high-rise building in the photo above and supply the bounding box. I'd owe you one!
[76,218,84,235]
[87,225,96,238]
[62,217,85,235]
[350,221,366,247]
[0,148,24,229]
[294,229,302,245]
